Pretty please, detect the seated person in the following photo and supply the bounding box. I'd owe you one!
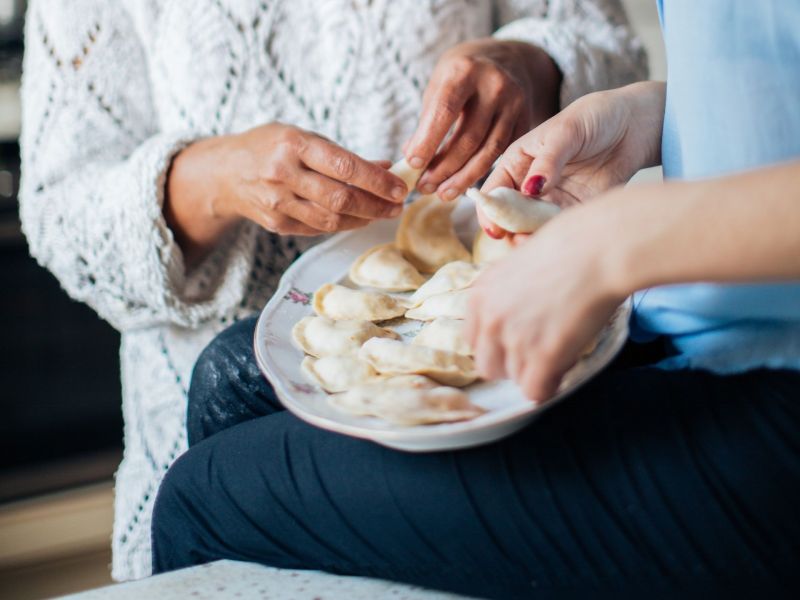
[151,1,800,597]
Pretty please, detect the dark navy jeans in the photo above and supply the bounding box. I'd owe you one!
[152,316,800,599]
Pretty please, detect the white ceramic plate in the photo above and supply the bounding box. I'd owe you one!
[254,197,631,452]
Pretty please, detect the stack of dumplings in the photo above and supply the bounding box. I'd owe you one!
[289,162,567,426]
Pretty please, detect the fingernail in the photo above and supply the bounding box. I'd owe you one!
[391,186,407,201]
[522,175,546,196]
[484,226,503,240]
[409,157,425,169]
[418,182,436,194]
[440,188,458,202]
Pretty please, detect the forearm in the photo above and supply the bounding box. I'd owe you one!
[604,161,800,295]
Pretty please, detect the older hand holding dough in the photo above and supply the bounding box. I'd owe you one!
[466,187,560,234]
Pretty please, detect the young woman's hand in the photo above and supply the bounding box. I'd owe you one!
[478,81,666,238]
[166,123,407,263]
[466,195,627,402]
[404,39,562,201]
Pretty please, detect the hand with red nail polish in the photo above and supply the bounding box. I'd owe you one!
[403,38,562,201]
[477,81,667,241]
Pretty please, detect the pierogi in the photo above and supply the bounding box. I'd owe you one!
[409,261,480,307]
[395,195,471,273]
[389,158,424,199]
[359,337,478,387]
[313,283,407,321]
[405,289,470,321]
[412,318,473,356]
[466,187,561,233]
[472,230,515,265]
[291,316,400,357]
[301,355,382,393]
[329,383,484,425]
[349,243,426,291]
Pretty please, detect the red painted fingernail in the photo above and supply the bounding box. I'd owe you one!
[484,226,503,240]
[522,175,546,196]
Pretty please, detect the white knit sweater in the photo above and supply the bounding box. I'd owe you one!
[19,0,646,581]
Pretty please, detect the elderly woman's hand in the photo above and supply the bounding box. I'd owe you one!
[404,39,562,201]
[478,82,666,238]
[166,123,407,263]
[465,193,628,402]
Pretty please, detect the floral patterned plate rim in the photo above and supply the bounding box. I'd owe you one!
[254,198,631,452]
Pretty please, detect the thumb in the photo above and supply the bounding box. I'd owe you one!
[519,123,582,197]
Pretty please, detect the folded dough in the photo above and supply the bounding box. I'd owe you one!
[359,337,478,387]
[292,316,399,357]
[409,261,480,307]
[329,382,484,425]
[472,230,515,265]
[466,187,561,233]
[389,158,424,199]
[313,283,407,321]
[301,355,382,393]
[405,289,470,321]
[412,318,473,356]
[395,195,471,273]
[349,243,426,291]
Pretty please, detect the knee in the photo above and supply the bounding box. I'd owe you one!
[151,448,210,573]
[187,317,258,445]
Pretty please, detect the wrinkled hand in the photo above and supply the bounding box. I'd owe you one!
[167,123,408,263]
[405,39,561,201]
[466,197,626,402]
[478,82,665,238]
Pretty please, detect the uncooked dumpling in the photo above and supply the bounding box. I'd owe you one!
[472,230,515,265]
[389,158,424,199]
[313,284,407,321]
[359,337,478,387]
[405,289,470,321]
[292,316,399,357]
[466,187,561,233]
[330,383,484,425]
[412,318,473,356]
[301,355,381,393]
[409,261,480,307]
[349,243,426,291]
[395,195,471,273]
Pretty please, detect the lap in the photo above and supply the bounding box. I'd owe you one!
[157,364,800,597]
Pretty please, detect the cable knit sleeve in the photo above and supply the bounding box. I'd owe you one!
[493,0,648,107]
[18,0,258,331]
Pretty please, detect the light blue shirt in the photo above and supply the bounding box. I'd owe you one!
[630,1,800,372]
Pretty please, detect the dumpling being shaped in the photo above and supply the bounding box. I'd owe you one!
[359,337,478,387]
[409,261,480,307]
[472,230,514,265]
[349,243,426,292]
[301,355,382,393]
[395,195,471,273]
[466,187,561,234]
[389,158,424,199]
[329,383,484,425]
[291,316,399,357]
[405,289,470,322]
[313,284,407,321]
[412,318,473,356]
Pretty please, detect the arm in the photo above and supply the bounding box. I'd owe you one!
[466,161,800,402]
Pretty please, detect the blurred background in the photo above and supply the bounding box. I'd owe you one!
[0,1,664,598]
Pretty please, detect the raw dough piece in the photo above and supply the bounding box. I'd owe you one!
[313,284,407,321]
[395,195,471,273]
[389,158,424,199]
[466,187,561,233]
[409,261,480,307]
[349,243,426,291]
[405,289,470,321]
[330,383,484,425]
[359,337,478,387]
[412,318,473,356]
[472,230,515,265]
[292,316,399,357]
[301,355,381,393]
